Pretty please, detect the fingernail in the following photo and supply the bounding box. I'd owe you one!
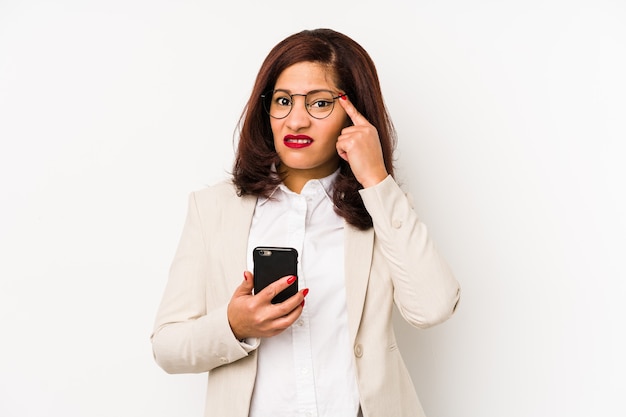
[302,288,309,297]
[340,94,347,100]
[287,275,297,285]
[243,271,247,281]
[301,300,306,308]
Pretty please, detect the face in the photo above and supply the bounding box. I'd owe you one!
[270,61,349,184]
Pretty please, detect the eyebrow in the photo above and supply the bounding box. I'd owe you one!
[272,88,336,94]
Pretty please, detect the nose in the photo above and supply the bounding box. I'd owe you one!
[285,95,311,131]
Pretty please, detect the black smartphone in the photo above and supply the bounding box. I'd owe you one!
[253,246,298,304]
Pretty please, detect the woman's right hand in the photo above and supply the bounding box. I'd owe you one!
[227,271,308,340]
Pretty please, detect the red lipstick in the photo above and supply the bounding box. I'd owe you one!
[284,134,313,149]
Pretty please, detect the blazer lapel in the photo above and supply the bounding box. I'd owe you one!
[344,223,375,345]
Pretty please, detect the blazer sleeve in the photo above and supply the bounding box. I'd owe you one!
[359,175,461,328]
[150,192,257,374]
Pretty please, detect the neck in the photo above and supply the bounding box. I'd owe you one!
[279,164,339,194]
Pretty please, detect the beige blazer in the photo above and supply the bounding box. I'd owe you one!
[151,176,460,417]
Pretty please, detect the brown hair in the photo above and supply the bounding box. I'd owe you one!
[232,28,396,230]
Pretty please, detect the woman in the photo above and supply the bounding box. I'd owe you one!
[151,28,460,417]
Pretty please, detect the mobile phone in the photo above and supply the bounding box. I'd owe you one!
[253,246,298,304]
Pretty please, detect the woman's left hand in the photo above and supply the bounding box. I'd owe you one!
[336,95,389,188]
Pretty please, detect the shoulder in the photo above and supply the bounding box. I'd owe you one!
[191,179,256,212]
[193,179,238,200]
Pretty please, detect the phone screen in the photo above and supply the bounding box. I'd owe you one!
[253,246,298,304]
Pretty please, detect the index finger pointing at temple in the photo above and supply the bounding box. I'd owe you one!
[338,94,370,126]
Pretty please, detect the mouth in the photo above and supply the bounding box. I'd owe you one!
[284,134,313,149]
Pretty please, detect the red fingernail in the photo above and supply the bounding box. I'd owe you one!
[301,300,306,308]
[287,275,296,284]
[340,94,347,100]
[302,288,309,297]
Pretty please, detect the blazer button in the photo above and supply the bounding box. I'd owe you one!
[392,219,403,229]
[354,344,363,358]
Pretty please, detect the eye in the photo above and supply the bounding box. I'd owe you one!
[273,93,292,107]
[306,91,335,110]
[309,98,333,109]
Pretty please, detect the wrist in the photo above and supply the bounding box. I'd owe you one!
[360,171,388,188]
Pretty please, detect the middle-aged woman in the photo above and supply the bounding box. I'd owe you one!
[151,28,461,417]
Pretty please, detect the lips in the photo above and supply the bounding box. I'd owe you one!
[284,134,313,149]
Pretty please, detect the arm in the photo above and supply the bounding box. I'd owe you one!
[360,175,461,328]
[336,96,459,328]
[150,192,256,374]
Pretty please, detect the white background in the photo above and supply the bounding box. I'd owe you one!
[1,1,625,416]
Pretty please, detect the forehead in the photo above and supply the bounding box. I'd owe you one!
[274,61,338,91]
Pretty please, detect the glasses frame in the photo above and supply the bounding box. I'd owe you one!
[261,89,344,120]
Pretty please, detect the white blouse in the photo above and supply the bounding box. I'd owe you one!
[246,170,361,417]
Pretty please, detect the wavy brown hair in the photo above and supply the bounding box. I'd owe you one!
[232,28,396,230]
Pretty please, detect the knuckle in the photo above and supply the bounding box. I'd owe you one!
[250,311,262,325]
[272,302,291,318]
[274,318,290,331]
[265,286,277,298]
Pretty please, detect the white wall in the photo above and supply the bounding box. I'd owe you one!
[1,1,624,416]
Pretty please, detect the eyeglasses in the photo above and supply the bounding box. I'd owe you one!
[261,89,344,120]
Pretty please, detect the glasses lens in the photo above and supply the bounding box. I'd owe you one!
[306,90,335,119]
[263,90,292,119]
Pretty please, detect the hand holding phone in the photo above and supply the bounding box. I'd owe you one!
[253,246,298,304]
[227,248,304,339]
